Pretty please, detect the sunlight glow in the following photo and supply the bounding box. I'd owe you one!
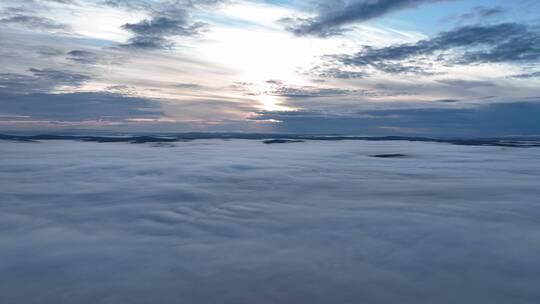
[258,95,293,112]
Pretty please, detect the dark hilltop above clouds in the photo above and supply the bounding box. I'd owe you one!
[1,133,540,148]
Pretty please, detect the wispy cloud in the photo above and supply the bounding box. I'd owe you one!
[329,23,540,75]
[0,14,70,31]
[443,5,507,24]
[66,50,101,64]
[511,71,540,79]
[286,0,452,37]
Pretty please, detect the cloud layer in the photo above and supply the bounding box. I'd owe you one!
[0,68,90,94]
[0,92,164,121]
[255,102,540,137]
[1,140,539,303]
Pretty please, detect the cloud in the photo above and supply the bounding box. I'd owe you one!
[472,6,506,17]
[120,13,205,49]
[435,98,460,103]
[101,0,151,11]
[105,84,136,94]
[0,69,165,122]
[44,0,75,4]
[235,81,410,101]
[0,14,69,31]
[0,68,90,94]
[36,47,65,57]
[175,83,202,89]
[308,67,368,79]
[236,81,413,107]
[286,0,451,37]
[254,101,540,137]
[28,68,89,84]
[1,139,540,303]
[122,15,201,38]
[160,98,259,121]
[332,23,540,74]
[67,50,100,64]
[231,81,360,98]
[437,79,495,89]
[114,1,229,49]
[0,92,164,121]
[445,6,507,24]
[511,71,540,79]
[102,0,226,10]
[269,85,355,98]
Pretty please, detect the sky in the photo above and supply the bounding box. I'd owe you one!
[0,0,539,136]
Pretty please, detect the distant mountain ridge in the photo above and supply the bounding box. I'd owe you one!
[2,133,540,148]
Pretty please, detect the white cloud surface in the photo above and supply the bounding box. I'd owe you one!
[1,140,540,303]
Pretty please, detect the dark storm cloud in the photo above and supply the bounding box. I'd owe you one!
[0,92,164,121]
[254,101,540,137]
[332,23,540,74]
[0,14,69,30]
[286,0,451,37]
[0,68,89,94]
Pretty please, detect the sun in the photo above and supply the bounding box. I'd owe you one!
[258,95,293,112]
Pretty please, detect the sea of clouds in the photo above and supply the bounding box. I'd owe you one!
[1,139,539,303]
